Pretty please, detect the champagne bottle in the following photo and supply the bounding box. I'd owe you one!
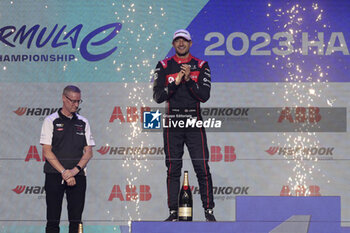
[78,222,83,233]
[178,171,193,221]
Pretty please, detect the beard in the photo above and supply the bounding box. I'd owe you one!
[176,50,189,57]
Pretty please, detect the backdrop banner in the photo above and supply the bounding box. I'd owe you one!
[1,1,350,232]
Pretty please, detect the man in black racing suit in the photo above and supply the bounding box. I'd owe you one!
[153,29,215,221]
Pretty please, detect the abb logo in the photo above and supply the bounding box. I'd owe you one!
[278,107,321,123]
[109,106,151,123]
[25,145,45,162]
[210,146,236,162]
[280,185,321,196]
[108,185,152,201]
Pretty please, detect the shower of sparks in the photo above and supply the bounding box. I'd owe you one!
[107,1,167,223]
[267,2,332,196]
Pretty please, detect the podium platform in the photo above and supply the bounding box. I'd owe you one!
[132,196,350,233]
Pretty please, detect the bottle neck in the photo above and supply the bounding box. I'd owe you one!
[183,172,189,189]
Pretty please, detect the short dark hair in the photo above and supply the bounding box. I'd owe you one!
[63,85,81,95]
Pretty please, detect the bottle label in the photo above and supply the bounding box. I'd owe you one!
[178,207,192,217]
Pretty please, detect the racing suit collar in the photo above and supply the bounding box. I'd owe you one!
[173,53,193,64]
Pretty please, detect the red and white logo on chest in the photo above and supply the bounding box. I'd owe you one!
[166,71,200,85]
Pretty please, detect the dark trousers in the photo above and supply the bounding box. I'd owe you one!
[44,173,86,233]
[164,127,215,211]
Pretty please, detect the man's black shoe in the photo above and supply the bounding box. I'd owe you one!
[205,209,216,222]
[165,210,178,221]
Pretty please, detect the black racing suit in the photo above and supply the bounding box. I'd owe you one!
[153,54,214,211]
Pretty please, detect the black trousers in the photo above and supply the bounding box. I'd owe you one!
[164,127,214,211]
[44,173,86,233]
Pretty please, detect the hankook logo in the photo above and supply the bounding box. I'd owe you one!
[265,146,334,157]
[14,107,81,120]
[96,146,164,156]
[12,185,45,198]
[191,186,249,201]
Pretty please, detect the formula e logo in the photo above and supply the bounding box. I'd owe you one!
[143,110,161,129]
[0,23,122,62]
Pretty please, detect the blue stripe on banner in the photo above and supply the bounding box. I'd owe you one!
[166,0,350,82]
